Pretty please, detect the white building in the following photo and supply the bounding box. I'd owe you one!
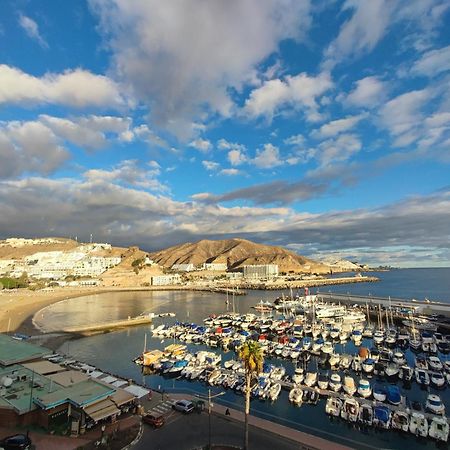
[171,263,195,272]
[202,263,227,271]
[226,272,243,279]
[243,264,279,280]
[151,274,182,286]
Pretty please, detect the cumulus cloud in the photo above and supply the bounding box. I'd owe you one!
[312,114,366,138]
[316,134,362,166]
[228,149,248,166]
[0,121,69,178]
[202,160,220,171]
[252,143,284,169]
[346,76,387,108]
[219,168,241,176]
[90,0,311,138]
[243,71,333,121]
[189,138,212,153]
[0,65,124,108]
[18,14,48,48]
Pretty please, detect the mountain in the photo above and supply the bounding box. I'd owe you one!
[148,238,330,274]
[320,256,364,272]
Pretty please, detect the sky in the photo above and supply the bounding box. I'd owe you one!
[0,0,449,267]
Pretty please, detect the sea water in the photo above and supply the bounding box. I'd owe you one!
[34,268,450,449]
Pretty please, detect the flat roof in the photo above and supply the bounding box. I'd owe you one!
[0,334,51,366]
[22,361,67,375]
[48,370,89,387]
[34,379,115,410]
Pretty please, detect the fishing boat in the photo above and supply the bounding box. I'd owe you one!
[340,397,359,422]
[386,385,401,406]
[373,384,387,402]
[428,416,449,442]
[398,365,414,382]
[428,355,443,371]
[292,367,305,384]
[328,352,340,368]
[343,375,357,396]
[339,354,352,370]
[361,358,375,374]
[357,379,372,398]
[425,394,445,415]
[317,373,329,390]
[352,330,362,345]
[321,341,333,354]
[329,373,342,392]
[409,412,428,437]
[325,397,342,417]
[358,403,373,426]
[373,405,391,429]
[288,386,303,405]
[391,410,409,432]
[392,351,406,366]
[385,362,399,380]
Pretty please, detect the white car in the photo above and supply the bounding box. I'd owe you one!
[172,399,195,414]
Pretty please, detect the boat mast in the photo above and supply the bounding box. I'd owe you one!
[143,333,147,353]
[366,303,370,326]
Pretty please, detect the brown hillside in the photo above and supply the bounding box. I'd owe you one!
[149,238,330,274]
[0,238,79,259]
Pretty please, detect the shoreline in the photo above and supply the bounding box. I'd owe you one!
[0,276,378,349]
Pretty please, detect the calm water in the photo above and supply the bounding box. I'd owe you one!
[34,268,450,449]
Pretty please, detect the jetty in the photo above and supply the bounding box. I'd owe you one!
[60,314,153,334]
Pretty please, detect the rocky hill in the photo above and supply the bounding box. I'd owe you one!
[320,256,363,272]
[148,238,330,274]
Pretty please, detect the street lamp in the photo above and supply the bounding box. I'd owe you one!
[196,388,226,450]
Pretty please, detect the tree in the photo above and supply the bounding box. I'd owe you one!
[238,340,263,450]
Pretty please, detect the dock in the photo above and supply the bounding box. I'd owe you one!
[60,314,153,334]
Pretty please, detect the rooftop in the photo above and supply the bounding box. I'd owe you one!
[0,335,51,366]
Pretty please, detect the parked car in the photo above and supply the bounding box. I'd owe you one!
[0,434,32,450]
[142,413,165,428]
[172,399,195,414]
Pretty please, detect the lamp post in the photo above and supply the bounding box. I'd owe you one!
[197,388,226,450]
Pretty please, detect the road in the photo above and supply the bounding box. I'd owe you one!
[134,410,300,450]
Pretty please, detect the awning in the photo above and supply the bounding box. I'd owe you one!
[84,398,120,422]
[111,389,135,407]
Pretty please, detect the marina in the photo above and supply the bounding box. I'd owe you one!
[34,268,450,449]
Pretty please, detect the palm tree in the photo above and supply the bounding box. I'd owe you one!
[238,340,264,450]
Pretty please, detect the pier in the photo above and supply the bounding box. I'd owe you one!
[59,314,153,334]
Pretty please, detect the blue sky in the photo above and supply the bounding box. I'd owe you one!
[0,0,449,267]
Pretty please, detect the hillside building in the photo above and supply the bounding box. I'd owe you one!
[151,274,182,286]
[171,263,195,272]
[201,263,227,271]
[243,264,279,280]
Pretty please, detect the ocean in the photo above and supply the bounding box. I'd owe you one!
[34,268,450,449]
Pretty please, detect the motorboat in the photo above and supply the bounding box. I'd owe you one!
[288,386,303,405]
[428,356,443,371]
[373,330,384,345]
[426,394,445,415]
[409,412,428,437]
[325,397,342,417]
[357,378,372,398]
[339,354,352,370]
[328,352,340,368]
[391,410,409,432]
[317,373,329,390]
[321,341,333,355]
[358,403,373,426]
[415,368,430,386]
[268,382,282,402]
[292,367,305,384]
[340,397,359,422]
[428,416,449,442]
[351,355,362,373]
[373,384,387,402]
[399,365,414,382]
[385,362,399,380]
[361,358,375,374]
[352,330,362,345]
[329,373,342,392]
[373,405,391,429]
[304,371,317,387]
[392,351,406,366]
[386,385,401,406]
[343,375,357,396]
[430,371,446,389]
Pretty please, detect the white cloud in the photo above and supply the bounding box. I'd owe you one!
[90,0,311,138]
[313,114,366,138]
[252,143,283,169]
[217,138,246,152]
[228,149,248,166]
[18,14,48,48]
[346,76,387,108]
[316,134,362,167]
[411,45,450,77]
[0,121,69,178]
[202,160,220,171]
[219,168,240,176]
[244,71,333,121]
[189,138,212,153]
[323,0,394,69]
[0,65,124,108]
[284,134,305,146]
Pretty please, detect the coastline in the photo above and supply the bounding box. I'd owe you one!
[0,275,378,349]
